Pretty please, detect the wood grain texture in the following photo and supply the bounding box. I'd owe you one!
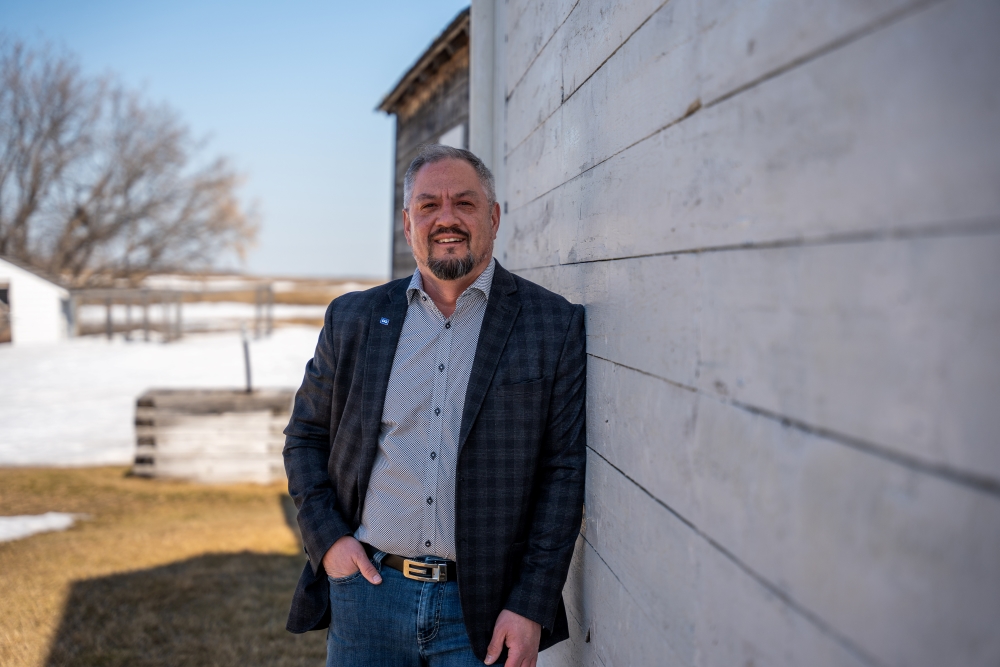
[501,0,1000,270]
[517,232,1000,482]
[560,453,873,667]
[505,0,665,153]
[503,0,992,214]
[506,0,927,154]
[500,0,1000,664]
[541,535,690,667]
[585,357,1000,667]
[505,0,578,100]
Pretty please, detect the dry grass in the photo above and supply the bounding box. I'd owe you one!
[74,283,382,308]
[0,467,326,667]
[188,290,339,306]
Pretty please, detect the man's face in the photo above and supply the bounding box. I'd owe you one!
[403,158,500,282]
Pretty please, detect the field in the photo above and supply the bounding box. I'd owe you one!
[0,467,326,667]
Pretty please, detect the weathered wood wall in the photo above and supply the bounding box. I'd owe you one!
[494,0,1000,664]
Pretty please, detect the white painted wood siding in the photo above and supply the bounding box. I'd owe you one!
[489,0,1000,664]
[0,259,70,345]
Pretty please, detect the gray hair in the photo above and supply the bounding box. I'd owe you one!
[402,144,496,209]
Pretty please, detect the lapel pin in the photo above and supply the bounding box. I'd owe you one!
[380,317,390,326]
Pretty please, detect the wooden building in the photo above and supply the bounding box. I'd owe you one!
[0,255,71,345]
[468,0,1000,665]
[378,8,470,280]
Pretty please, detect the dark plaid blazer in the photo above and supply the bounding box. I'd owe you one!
[283,261,586,659]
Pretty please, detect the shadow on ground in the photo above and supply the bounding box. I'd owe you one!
[44,551,324,667]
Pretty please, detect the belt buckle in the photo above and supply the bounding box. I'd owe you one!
[403,558,447,582]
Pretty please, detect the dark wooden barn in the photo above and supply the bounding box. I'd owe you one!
[378,8,470,280]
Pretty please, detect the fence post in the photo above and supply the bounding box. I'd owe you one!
[105,296,113,341]
[142,290,150,342]
[253,285,262,339]
[241,323,253,394]
[174,292,183,341]
[266,284,274,336]
[125,294,132,341]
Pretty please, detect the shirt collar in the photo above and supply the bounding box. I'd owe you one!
[407,257,496,304]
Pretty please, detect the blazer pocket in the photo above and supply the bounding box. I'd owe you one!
[496,378,544,394]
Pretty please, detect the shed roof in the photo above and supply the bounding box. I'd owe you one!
[377,7,470,116]
[0,255,68,289]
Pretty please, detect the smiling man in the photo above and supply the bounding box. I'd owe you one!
[283,145,586,667]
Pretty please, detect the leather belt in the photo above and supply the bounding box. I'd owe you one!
[362,542,457,583]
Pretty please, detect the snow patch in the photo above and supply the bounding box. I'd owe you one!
[0,325,321,466]
[0,512,80,543]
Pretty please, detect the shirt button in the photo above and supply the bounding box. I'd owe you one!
[434,407,440,416]
[425,540,432,548]
[427,497,433,505]
[430,452,437,460]
[438,363,445,372]
[422,296,427,301]
[445,322,451,329]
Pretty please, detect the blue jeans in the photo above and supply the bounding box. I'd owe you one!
[326,551,484,667]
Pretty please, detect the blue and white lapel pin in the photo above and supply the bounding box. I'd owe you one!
[380,317,390,326]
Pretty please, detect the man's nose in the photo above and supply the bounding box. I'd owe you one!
[434,199,460,224]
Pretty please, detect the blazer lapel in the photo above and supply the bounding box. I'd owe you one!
[358,279,409,505]
[459,262,520,455]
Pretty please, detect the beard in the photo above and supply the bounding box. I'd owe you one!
[423,226,491,281]
[427,253,478,280]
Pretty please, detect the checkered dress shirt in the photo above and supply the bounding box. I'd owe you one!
[354,259,495,561]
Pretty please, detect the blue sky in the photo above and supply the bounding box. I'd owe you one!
[0,0,470,279]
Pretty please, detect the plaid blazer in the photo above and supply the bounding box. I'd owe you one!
[283,261,586,659]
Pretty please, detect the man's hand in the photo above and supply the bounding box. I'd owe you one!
[484,609,541,666]
[322,535,382,584]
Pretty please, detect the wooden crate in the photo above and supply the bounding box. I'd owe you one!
[132,388,295,484]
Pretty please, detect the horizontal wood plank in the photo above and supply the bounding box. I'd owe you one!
[505,0,665,152]
[503,0,1000,270]
[506,0,922,154]
[515,232,1000,481]
[578,453,871,666]
[505,0,578,99]
[543,535,691,667]
[503,0,995,221]
[586,357,1000,666]
[505,0,699,209]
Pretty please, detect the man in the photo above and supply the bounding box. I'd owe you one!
[284,145,586,666]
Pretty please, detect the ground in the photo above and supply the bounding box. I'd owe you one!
[0,467,326,667]
[0,328,328,665]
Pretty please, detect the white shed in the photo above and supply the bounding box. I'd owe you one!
[0,256,71,345]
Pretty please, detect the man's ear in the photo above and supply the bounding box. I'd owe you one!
[490,200,501,239]
[402,208,413,248]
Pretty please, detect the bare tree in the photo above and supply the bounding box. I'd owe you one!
[0,37,257,286]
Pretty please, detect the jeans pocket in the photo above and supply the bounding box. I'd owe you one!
[327,570,363,585]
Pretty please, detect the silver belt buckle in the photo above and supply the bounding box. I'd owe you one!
[403,558,447,582]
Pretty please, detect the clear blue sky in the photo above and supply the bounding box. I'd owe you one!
[0,0,470,279]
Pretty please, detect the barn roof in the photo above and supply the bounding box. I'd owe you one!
[377,7,470,116]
